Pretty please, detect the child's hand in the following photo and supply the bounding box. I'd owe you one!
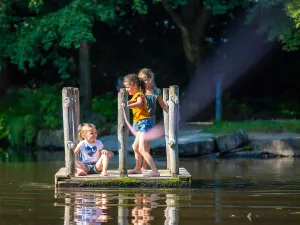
[121,103,125,108]
[101,150,114,158]
[101,149,109,155]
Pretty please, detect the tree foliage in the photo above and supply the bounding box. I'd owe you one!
[247,0,300,51]
[0,0,142,78]
[0,85,61,148]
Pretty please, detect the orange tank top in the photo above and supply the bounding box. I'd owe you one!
[131,92,150,123]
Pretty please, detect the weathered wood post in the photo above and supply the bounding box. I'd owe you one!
[64,197,74,225]
[168,85,179,176]
[62,87,80,176]
[118,88,129,177]
[164,194,179,225]
[118,193,129,225]
[163,88,170,170]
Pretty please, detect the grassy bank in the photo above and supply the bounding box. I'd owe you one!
[203,120,300,134]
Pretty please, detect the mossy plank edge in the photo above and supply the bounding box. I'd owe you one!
[57,177,191,188]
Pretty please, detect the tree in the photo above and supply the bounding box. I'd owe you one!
[158,0,249,78]
[246,0,300,51]
[0,0,147,110]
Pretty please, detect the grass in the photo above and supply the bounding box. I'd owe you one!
[203,119,300,134]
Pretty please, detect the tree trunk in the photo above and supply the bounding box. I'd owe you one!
[162,1,211,79]
[182,30,206,79]
[0,62,10,97]
[79,42,92,112]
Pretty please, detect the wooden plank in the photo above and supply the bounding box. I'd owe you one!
[55,167,191,188]
[55,167,67,178]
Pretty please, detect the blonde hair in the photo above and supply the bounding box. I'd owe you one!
[138,68,157,88]
[77,123,97,141]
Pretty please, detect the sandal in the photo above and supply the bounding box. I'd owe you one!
[143,171,160,178]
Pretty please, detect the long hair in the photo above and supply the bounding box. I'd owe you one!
[124,73,146,93]
[138,68,157,89]
[77,123,97,141]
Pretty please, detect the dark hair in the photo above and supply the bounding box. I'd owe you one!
[124,73,146,93]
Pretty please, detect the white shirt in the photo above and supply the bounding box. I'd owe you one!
[77,139,104,164]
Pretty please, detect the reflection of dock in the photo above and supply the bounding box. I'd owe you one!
[55,167,191,188]
[55,189,189,224]
[55,87,191,189]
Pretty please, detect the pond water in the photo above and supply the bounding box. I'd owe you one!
[0,152,300,225]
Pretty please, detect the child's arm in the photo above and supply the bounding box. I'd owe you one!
[127,96,142,108]
[73,144,81,160]
[157,95,169,113]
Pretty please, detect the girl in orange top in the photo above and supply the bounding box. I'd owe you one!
[123,74,160,177]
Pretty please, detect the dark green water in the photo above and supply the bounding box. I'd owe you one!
[1,152,300,224]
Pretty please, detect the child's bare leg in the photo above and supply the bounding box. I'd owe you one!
[141,141,150,171]
[138,133,159,177]
[128,134,142,174]
[101,154,109,176]
[75,161,88,176]
[96,154,109,176]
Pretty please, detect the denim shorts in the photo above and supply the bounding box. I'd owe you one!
[133,118,153,133]
[83,162,101,174]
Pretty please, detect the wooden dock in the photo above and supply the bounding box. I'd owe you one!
[56,86,192,189]
[55,167,191,188]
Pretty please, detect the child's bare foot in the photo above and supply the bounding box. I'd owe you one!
[76,170,87,176]
[128,169,142,174]
[143,171,160,178]
[141,167,147,172]
[101,170,108,176]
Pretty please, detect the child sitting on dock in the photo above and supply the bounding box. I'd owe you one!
[74,123,114,176]
[122,73,160,177]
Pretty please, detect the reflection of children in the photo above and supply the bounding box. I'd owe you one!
[138,68,169,171]
[74,123,114,176]
[123,74,160,177]
[131,193,158,225]
[74,193,109,224]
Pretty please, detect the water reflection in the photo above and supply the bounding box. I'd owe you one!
[74,193,110,224]
[56,190,189,225]
[131,193,158,224]
[164,194,179,225]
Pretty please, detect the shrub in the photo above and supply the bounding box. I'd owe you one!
[92,92,117,123]
[0,85,61,148]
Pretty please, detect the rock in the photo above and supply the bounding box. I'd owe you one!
[37,130,64,149]
[223,151,278,158]
[198,152,220,159]
[251,138,300,157]
[178,133,215,156]
[216,130,249,153]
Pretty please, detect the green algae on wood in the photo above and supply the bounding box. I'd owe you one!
[58,177,190,188]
